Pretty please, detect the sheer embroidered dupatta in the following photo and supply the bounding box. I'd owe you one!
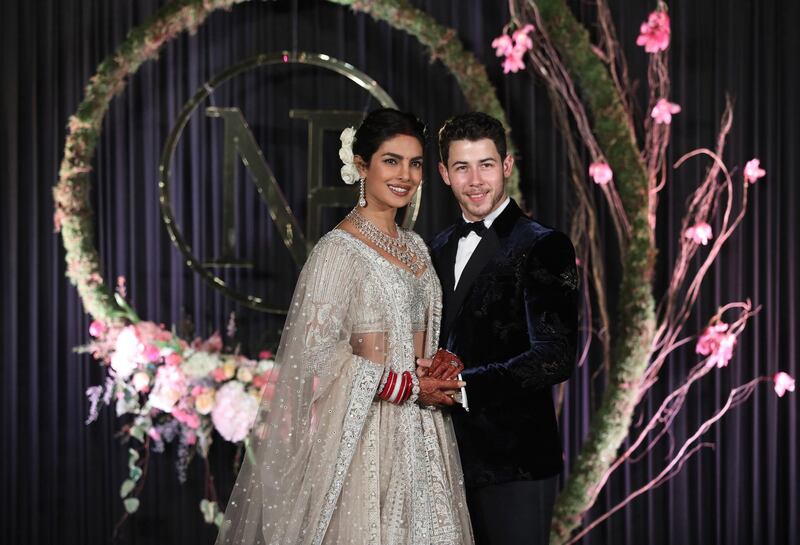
[216,237,384,545]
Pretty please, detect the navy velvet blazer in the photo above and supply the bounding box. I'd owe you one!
[429,199,578,487]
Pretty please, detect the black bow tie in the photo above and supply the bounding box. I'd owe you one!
[456,219,487,239]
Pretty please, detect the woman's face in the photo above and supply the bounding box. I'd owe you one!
[355,134,424,210]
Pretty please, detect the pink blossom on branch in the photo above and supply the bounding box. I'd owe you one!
[502,54,526,74]
[636,11,671,53]
[684,222,713,245]
[696,322,737,368]
[492,24,535,74]
[589,162,613,185]
[744,158,766,183]
[651,98,682,125]
[773,372,796,397]
[491,34,514,57]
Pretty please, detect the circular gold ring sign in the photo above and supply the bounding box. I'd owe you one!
[159,51,420,313]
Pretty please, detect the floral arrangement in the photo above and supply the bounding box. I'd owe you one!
[81,281,275,527]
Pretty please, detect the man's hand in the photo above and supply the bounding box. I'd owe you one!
[417,376,466,407]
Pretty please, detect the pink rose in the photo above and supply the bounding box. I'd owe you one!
[589,162,613,185]
[212,367,228,382]
[258,350,274,360]
[165,352,183,366]
[773,372,795,397]
[744,158,766,183]
[651,98,682,125]
[89,320,107,337]
[684,222,713,245]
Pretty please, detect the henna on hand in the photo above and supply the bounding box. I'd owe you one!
[417,376,466,407]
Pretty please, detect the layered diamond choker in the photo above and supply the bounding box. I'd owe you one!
[346,209,423,275]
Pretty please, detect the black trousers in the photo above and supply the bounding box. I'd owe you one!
[466,478,558,545]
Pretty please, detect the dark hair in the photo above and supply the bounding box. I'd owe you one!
[353,108,427,164]
[437,111,507,165]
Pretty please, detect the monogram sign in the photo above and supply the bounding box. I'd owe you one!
[159,52,421,313]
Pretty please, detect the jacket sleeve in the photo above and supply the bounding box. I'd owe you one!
[460,231,578,409]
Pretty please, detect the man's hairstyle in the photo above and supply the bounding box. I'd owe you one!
[437,111,507,165]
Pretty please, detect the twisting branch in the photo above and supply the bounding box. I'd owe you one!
[565,376,768,545]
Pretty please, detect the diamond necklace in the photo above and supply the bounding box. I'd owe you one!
[346,209,423,275]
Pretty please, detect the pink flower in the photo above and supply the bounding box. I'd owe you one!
[173,408,201,429]
[258,350,274,360]
[212,367,227,382]
[185,431,197,446]
[165,352,183,366]
[684,222,713,245]
[149,365,187,413]
[511,24,535,52]
[143,345,161,362]
[491,34,514,57]
[89,320,107,337]
[502,53,526,74]
[773,372,796,397]
[651,98,682,125]
[589,162,613,185]
[211,381,259,442]
[493,24,535,74]
[636,11,670,53]
[696,323,737,368]
[744,158,766,183]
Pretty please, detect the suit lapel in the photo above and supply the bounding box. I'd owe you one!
[438,230,460,296]
[443,199,524,338]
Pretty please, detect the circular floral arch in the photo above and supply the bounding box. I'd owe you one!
[53,0,518,322]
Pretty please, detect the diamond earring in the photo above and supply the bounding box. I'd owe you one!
[358,178,367,207]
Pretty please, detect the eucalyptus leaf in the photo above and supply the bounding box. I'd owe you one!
[120,479,136,498]
[129,426,145,443]
[199,499,217,524]
[128,448,140,464]
[123,497,140,514]
[129,466,143,481]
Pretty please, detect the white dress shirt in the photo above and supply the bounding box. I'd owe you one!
[453,197,511,288]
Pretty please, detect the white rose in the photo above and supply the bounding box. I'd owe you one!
[339,126,355,147]
[341,164,360,185]
[339,145,354,165]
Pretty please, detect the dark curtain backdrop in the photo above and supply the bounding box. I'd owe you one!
[2,0,798,544]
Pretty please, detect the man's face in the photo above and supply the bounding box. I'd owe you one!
[438,138,514,221]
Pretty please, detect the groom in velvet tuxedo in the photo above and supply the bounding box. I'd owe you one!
[426,112,578,544]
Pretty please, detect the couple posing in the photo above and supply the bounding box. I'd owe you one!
[217,109,578,545]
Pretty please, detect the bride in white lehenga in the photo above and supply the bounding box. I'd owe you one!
[216,109,474,545]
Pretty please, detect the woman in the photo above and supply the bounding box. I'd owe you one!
[217,109,474,545]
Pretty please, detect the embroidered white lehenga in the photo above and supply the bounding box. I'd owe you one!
[217,229,473,545]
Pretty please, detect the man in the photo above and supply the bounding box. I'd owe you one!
[425,112,578,544]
